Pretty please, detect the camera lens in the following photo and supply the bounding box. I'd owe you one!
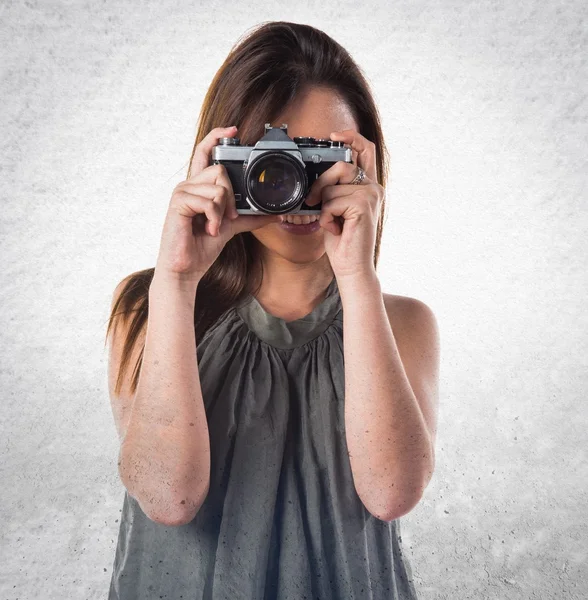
[245,152,307,213]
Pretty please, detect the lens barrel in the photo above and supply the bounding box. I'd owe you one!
[245,152,308,214]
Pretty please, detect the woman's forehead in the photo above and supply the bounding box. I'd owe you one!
[272,87,358,140]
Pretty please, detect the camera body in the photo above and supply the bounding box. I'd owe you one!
[211,123,353,215]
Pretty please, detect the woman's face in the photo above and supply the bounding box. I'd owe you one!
[249,86,359,265]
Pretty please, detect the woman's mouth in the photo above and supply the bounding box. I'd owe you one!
[278,214,321,235]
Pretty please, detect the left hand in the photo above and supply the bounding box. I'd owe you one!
[304,129,384,280]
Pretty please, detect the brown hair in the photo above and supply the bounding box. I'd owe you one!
[105,20,391,397]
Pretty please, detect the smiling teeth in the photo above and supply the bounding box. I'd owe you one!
[282,214,320,224]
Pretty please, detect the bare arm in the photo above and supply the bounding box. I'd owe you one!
[338,271,439,522]
[116,272,211,526]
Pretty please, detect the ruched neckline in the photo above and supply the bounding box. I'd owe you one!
[235,276,342,349]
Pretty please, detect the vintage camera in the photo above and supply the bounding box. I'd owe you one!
[211,123,353,215]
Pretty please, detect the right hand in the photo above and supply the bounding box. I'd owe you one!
[154,126,282,283]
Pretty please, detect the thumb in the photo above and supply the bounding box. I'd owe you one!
[231,214,282,235]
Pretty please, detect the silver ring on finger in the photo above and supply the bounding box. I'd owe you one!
[349,166,366,185]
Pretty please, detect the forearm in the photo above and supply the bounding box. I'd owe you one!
[338,271,433,521]
[119,272,210,525]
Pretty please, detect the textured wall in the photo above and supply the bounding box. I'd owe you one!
[1,0,586,598]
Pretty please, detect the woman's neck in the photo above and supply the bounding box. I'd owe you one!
[248,256,335,318]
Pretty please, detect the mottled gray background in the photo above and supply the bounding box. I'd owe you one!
[1,0,586,598]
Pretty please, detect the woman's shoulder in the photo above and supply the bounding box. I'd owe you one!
[381,292,437,332]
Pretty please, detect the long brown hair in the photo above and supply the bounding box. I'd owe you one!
[105,20,391,397]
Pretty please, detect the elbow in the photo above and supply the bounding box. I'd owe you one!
[135,486,209,527]
[148,507,198,527]
[144,481,210,526]
[154,483,210,526]
[421,445,436,491]
[361,485,423,523]
[378,490,424,522]
[377,464,435,522]
[118,447,210,527]
[371,445,436,523]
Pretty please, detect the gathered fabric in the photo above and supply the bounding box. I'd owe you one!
[109,276,419,599]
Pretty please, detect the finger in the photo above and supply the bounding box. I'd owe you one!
[189,126,238,179]
[173,182,226,236]
[231,214,282,235]
[174,182,229,232]
[330,129,377,182]
[306,161,363,206]
[172,190,225,237]
[318,208,342,236]
[181,163,239,221]
[317,183,360,203]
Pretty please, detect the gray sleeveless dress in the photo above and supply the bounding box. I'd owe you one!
[109,276,419,599]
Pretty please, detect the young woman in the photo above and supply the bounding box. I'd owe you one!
[106,20,439,600]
